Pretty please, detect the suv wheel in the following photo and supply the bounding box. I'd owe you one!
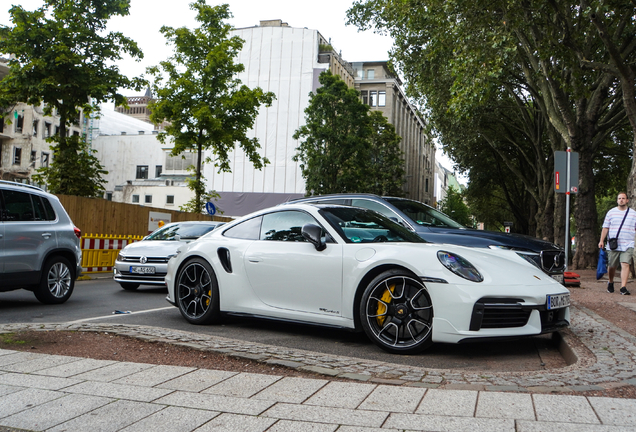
[34,256,75,304]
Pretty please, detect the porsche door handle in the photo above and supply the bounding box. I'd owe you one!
[42,232,52,239]
[247,255,262,263]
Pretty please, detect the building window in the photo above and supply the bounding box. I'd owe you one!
[378,91,386,107]
[361,91,368,105]
[13,147,21,165]
[0,116,4,133]
[33,120,39,137]
[165,152,195,171]
[0,143,3,167]
[369,91,377,107]
[55,125,60,136]
[166,195,174,205]
[105,192,113,201]
[367,69,375,79]
[132,195,140,203]
[155,165,162,178]
[145,195,152,204]
[41,152,49,168]
[45,122,51,138]
[425,178,429,192]
[136,165,149,179]
[15,114,23,133]
[31,150,37,164]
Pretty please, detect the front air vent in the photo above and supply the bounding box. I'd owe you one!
[470,297,530,331]
[218,248,232,273]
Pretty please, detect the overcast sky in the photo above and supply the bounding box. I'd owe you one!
[1,0,459,176]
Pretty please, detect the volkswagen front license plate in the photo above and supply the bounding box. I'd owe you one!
[547,293,570,310]
[130,266,155,274]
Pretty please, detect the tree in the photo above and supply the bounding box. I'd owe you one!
[293,71,405,195]
[348,0,630,268]
[32,136,108,197]
[366,111,405,196]
[148,1,275,214]
[438,186,472,227]
[0,0,145,197]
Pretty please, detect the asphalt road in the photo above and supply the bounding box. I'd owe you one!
[0,277,565,371]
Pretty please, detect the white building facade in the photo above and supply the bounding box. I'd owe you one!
[203,21,330,215]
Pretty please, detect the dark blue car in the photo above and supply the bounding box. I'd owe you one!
[285,193,565,284]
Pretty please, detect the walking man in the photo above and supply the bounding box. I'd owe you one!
[598,192,636,295]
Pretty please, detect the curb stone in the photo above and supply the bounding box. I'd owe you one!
[2,301,636,393]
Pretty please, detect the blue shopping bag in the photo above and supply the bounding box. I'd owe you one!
[596,248,608,280]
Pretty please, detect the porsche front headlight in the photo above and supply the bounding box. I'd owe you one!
[437,251,483,282]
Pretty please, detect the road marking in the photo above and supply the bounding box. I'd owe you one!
[66,306,175,324]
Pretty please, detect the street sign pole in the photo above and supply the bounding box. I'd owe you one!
[565,149,571,271]
[554,148,579,272]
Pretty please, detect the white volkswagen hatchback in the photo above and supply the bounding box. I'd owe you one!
[165,203,570,354]
[114,221,224,290]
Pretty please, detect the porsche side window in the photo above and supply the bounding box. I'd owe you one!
[223,216,262,240]
[351,199,399,220]
[261,211,317,242]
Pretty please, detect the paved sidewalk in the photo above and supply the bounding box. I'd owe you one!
[3,269,636,431]
[2,347,636,432]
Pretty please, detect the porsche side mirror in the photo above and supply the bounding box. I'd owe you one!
[302,223,326,251]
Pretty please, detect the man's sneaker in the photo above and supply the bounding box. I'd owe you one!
[621,287,631,295]
[608,282,615,293]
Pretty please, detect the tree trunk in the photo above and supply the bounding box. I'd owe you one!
[627,135,636,202]
[196,140,203,212]
[572,151,598,269]
[537,190,554,241]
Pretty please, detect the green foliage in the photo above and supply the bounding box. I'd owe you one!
[347,0,634,267]
[366,111,405,196]
[293,71,405,196]
[179,167,222,214]
[32,136,108,198]
[0,0,144,196]
[148,1,275,213]
[438,186,472,227]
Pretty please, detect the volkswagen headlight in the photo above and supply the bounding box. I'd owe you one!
[437,251,483,282]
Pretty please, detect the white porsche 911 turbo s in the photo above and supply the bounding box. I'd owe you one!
[165,203,570,354]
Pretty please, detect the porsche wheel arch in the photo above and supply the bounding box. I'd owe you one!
[352,264,421,331]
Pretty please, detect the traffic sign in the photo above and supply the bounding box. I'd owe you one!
[554,151,579,193]
[205,201,216,216]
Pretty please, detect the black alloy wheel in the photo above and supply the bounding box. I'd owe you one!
[360,269,433,354]
[175,258,221,325]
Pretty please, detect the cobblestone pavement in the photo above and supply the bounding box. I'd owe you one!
[1,302,635,394]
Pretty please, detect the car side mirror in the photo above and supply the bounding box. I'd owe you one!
[302,223,326,251]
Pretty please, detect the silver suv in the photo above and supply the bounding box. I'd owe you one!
[0,181,82,303]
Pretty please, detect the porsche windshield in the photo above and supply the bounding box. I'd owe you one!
[146,223,218,241]
[385,198,466,228]
[320,207,425,243]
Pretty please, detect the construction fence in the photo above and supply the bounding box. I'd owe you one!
[57,195,232,274]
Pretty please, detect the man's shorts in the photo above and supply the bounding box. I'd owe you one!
[608,247,634,268]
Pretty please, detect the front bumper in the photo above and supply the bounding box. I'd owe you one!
[113,263,167,286]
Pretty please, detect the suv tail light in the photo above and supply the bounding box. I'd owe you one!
[74,226,82,239]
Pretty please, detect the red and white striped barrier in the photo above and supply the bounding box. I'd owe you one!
[81,235,143,273]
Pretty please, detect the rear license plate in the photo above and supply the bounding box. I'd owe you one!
[551,274,564,284]
[547,293,570,310]
[130,266,155,274]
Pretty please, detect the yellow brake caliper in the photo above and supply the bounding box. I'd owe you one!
[376,284,395,326]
